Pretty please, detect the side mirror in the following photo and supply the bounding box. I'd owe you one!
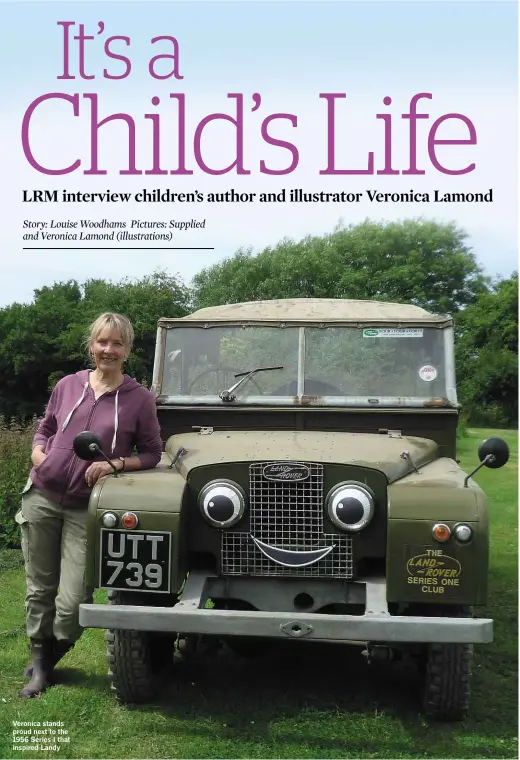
[478,437,510,469]
[73,431,120,476]
[73,431,103,460]
[464,437,510,486]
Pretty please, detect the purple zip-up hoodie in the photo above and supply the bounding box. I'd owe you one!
[30,370,163,508]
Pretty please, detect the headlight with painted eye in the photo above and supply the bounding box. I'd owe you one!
[326,483,375,532]
[198,480,246,528]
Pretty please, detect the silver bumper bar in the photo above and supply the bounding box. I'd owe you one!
[79,573,493,644]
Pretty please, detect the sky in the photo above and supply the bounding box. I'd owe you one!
[0,0,517,307]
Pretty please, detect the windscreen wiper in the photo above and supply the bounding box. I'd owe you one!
[219,366,283,402]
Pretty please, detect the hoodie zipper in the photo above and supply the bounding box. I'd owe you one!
[61,389,109,505]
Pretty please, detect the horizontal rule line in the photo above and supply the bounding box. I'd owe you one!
[22,247,215,250]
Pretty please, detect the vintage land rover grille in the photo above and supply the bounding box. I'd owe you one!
[221,462,353,578]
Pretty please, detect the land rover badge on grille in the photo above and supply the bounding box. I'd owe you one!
[262,462,310,481]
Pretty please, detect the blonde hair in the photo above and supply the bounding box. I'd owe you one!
[86,312,134,358]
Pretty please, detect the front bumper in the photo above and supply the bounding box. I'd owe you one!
[79,573,493,644]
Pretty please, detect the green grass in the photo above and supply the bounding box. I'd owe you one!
[0,428,517,759]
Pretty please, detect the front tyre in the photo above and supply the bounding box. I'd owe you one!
[422,642,473,721]
[105,591,176,703]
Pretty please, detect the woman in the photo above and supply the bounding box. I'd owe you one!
[16,312,163,698]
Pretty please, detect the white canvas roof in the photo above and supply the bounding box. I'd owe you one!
[159,299,451,326]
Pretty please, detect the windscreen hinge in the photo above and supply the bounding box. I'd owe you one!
[192,426,214,435]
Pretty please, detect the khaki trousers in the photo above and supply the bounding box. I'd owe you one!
[16,483,93,642]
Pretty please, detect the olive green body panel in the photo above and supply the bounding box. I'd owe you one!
[166,430,439,484]
[85,456,185,592]
[388,458,486,520]
[386,459,489,605]
[386,520,488,605]
[92,455,182,514]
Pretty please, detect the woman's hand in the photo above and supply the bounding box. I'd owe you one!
[31,446,47,468]
[85,460,122,487]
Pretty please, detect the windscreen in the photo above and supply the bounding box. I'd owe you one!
[304,327,446,398]
[161,325,449,403]
[162,326,299,397]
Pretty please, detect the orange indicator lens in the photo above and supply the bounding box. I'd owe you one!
[432,523,451,542]
[121,512,139,529]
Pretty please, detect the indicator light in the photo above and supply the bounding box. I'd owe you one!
[121,512,139,529]
[432,523,451,542]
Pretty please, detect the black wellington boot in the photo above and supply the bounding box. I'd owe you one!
[24,638,74,679]
[20,639,54,698]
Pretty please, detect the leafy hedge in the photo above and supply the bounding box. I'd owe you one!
[0,418,36,549]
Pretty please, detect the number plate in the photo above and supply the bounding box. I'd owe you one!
[100,529,171,593]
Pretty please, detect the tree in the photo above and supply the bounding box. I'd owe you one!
[455,273,518,426]
[0,271,189,419]
[58,271,190,382]
[0,282,82,418]
[192,219,488,314]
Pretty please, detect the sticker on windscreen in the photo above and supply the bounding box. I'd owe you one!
[419,364,437,382]
[363,328,423,338]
